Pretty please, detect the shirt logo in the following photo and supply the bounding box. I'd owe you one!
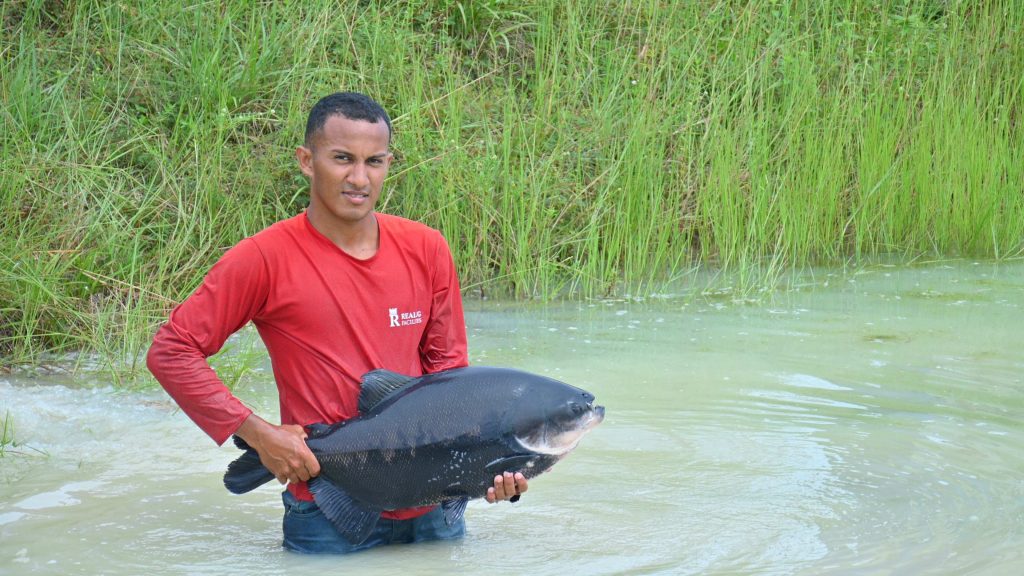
[389,307,422,328]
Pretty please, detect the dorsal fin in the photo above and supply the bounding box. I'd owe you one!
[358,369,417,414]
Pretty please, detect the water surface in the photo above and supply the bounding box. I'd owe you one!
[2,261,1022,574]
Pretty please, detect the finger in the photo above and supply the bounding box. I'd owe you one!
[499,475,516,498]
[485,487,497,504]
[492,474,507,500]
[307,460,320,478]
[514,472,528,494]
[305,453,321,477]
[509,473,526,502]
[493,473,511,501]
[503,472,519,502]
[295,453,318,481]
[505,473,520,496]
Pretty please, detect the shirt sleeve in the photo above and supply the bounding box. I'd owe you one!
[419,232,469,374]
[146,238,269,445]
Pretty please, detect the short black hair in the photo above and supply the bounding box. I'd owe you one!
[304,92,392,146]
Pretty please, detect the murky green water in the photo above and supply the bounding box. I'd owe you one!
[2,261,1022,575]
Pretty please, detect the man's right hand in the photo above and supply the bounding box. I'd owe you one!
[236,414,321,485]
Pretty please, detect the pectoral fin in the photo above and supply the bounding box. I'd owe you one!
[307,477,380,545]
[484,454,537,475]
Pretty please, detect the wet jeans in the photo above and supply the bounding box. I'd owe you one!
[281,491,466,554]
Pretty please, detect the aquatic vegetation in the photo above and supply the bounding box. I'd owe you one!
[1,1,1022,374]
[1,410,14,458]
[0,407,44,458]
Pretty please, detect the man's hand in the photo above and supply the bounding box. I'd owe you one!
[236,414,321,485]
[485,471,528,503]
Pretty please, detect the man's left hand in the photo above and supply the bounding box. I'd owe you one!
[485,471,528,503]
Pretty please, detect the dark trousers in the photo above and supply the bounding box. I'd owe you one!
[281,490,466,554]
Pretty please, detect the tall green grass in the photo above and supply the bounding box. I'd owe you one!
[1,0,1022,375]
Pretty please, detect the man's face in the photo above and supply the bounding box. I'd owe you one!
[296,114,393,230]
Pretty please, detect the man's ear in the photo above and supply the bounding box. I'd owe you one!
[295,145,313,177]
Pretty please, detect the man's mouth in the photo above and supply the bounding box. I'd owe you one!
[343,191,369,201]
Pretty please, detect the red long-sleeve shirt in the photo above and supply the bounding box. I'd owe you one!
[147,211,468,518]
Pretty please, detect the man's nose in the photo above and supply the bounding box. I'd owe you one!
[347,162,370,188]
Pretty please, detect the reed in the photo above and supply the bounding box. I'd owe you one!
[0,410,14,458]
[1,0,1022,375]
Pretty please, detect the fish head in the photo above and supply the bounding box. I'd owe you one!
[510,380,605,457]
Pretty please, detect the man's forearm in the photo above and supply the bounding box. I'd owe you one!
[146,322,253,445]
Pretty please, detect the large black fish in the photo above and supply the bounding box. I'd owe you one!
[223,366,605,544]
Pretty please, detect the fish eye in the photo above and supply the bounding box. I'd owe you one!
[570,402,584,415]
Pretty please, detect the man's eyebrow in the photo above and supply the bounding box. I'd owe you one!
[327,148,388,159]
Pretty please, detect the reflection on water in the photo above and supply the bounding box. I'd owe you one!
[2,261,1023,575]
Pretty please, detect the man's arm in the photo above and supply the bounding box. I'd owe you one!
[146,239,319,484]
[419,232,527,502]
[418,232,469,374]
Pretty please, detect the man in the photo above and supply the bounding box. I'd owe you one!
[147,92,527,554]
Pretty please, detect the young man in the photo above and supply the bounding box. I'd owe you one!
[147,92,527,554]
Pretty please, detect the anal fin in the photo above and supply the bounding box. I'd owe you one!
[307,477,380,545]
[441,497,469,526]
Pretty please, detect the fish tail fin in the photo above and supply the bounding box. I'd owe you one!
[232,434,253,451]
[223,436,274,494]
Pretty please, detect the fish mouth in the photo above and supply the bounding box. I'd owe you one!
[577,404,605,435]
[516,403,605,456]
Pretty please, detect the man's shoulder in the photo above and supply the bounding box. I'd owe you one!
[244,213,307,250]
[377,212,444,242]
[250,213,305,239]
[211,214,307,271]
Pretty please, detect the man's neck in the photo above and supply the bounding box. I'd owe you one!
[306,208,379,260]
